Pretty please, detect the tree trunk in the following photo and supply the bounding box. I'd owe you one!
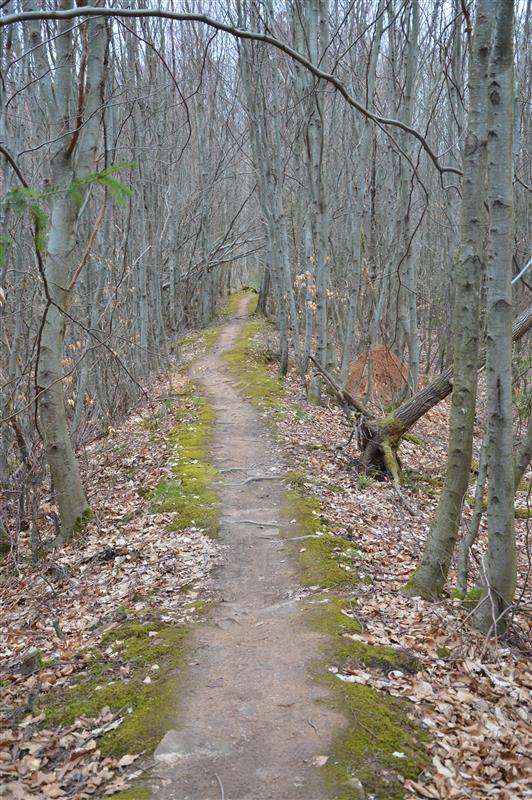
[37,5,106,544]
[473,0,517,635]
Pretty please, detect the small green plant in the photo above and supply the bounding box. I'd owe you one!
[357,474,370,490]
[2,162,136,260]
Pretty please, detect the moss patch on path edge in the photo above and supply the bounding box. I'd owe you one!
[223,310,285,415]
[40,378,223,799]
[284,476,428,799]
[146,380,221,537]
[44,622,187,758]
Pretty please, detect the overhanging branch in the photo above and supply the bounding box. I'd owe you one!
[0,5,462,177]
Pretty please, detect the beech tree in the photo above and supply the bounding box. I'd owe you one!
[405,0,493,598]
[473,0,517,635]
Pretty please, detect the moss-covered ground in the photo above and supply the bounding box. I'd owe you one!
[177,325,221,354]
[222,301,285,415]
[146,381,221,536]
[44,622,187,758]
[176,288,258,365]
[38,376,223,798]
[324,680,429,800]
[220,287,258,318]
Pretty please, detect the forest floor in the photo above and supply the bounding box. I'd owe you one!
[1,292,531,800]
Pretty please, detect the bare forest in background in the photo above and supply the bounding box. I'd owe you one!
[1,0,531,635]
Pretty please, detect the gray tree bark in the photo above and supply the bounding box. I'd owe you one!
[36,3,106,543]
[473,0,517,635]
[404,0,492,598]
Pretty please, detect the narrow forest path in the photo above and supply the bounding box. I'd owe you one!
[150,295,344,800]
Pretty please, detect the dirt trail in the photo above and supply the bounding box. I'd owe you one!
[151,296,344,800]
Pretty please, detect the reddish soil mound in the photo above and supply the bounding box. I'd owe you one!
[347,344,408,405]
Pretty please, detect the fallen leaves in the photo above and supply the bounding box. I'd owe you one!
[0,709,137,799]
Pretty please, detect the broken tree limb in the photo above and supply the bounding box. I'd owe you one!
[311,304,532,476]
[371,303,532,447]
[309,355,375,419]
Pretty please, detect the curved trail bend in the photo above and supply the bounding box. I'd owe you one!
[151,296,344,800]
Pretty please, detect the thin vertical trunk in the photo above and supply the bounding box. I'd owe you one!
[405,0,492,598]
[36,4,106,543]
[474,0,516,635]
[339,0,385,388]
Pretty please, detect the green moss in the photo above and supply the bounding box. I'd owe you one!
[177,325,221,350]
[44,623,187,757]
[220,288,258,318]
[436,646,451,658]
[107,789,151,800]
[283,489,355,588]
[307,595,361,640]
[223,318,284,412]
[310,592,426,797]
[190,599,216,614]
[308,595,418,674]
[146,383,220,536]
[463,587,483,610]
[325,681,428,799]
[0,529,9,559]
[411,474,444,488]
[377,412,403,442]
[514,507,532,519]
[421,486,440,498]
[346,643,419,676]
[382,440,400,477]
[403,432,423,446]
[299,534,357,589]
[140,415,159,432]
[285,470,310,490]
[74,507,94,533]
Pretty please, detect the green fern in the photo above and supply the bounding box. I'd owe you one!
[70,161,136,207]
[3,187,48,252]
[2,162,136,256]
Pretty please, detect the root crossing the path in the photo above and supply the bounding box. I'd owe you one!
[150,296,344,800]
